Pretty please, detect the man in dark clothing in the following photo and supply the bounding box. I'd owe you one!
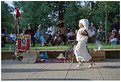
[25,23,35,47]
[57,20,67,45]
[112,21,120,33]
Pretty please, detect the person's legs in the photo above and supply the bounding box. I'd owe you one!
[60,35,67,45]
[76,61,84,68]
[88,59,95,68]
[40,36,47,46]
[31,36,35,47]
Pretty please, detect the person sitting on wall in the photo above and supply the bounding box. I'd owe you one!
[109,30,118,45]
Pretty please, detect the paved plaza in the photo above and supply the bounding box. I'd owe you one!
[1,59,120,80]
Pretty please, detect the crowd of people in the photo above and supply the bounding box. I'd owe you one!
[1,20,120,47]
[33,21,76,46]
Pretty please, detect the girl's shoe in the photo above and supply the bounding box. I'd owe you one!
[76,64,81,68]
[88,64,92,68]
[75,62,83,68]
[88,61,95,68]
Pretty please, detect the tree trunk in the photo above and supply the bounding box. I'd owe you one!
[105,3,108,43]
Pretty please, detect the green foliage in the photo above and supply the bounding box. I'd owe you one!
[1,1,120,33]
[90,1,120,31]
[64,2,80,29]
[1,1,15,33]
[13,1,53,30]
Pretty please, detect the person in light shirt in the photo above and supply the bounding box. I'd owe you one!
[74,19,94,68]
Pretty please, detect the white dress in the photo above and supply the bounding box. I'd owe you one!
[74,28,92,62]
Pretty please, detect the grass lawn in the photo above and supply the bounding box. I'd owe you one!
[1,43,120,52]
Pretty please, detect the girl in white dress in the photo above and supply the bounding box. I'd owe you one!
[74,19,93,68]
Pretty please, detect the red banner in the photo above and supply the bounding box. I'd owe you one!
[17,35,31,51]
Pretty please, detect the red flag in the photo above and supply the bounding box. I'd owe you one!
[16,7,21,18]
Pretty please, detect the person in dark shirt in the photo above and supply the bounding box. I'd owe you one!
[57,20,67,45]
[112,21,120,33]
[25,23,35,47]
[2,27,9,47]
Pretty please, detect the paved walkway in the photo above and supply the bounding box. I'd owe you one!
[1,59,120,80]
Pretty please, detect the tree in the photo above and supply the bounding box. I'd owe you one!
[13,1,53,30]
[12,1,119,34]
[88,1,120,43]
[49,1,67,21]
[64,1,81,29]
[1,1,15,33]
[89,1,120,31]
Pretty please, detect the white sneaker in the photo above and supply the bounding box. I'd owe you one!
[76,64,81,68]
[88,64,92,68]
[75,63,83,68]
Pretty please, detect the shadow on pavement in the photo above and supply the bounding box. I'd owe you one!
[100,66,120,69]
[98,59,120,62]
[2,68,88,73]
[2,78,90,80]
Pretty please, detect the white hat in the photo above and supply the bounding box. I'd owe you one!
[79,19,89,30]
[57,53,66,59]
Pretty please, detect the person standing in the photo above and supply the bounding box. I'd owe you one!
[25,23,35,47]
[74,19,94,68]
[97,25,105,41]
[112,21,120,33]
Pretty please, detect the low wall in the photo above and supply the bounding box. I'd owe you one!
[2,52,14,60]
